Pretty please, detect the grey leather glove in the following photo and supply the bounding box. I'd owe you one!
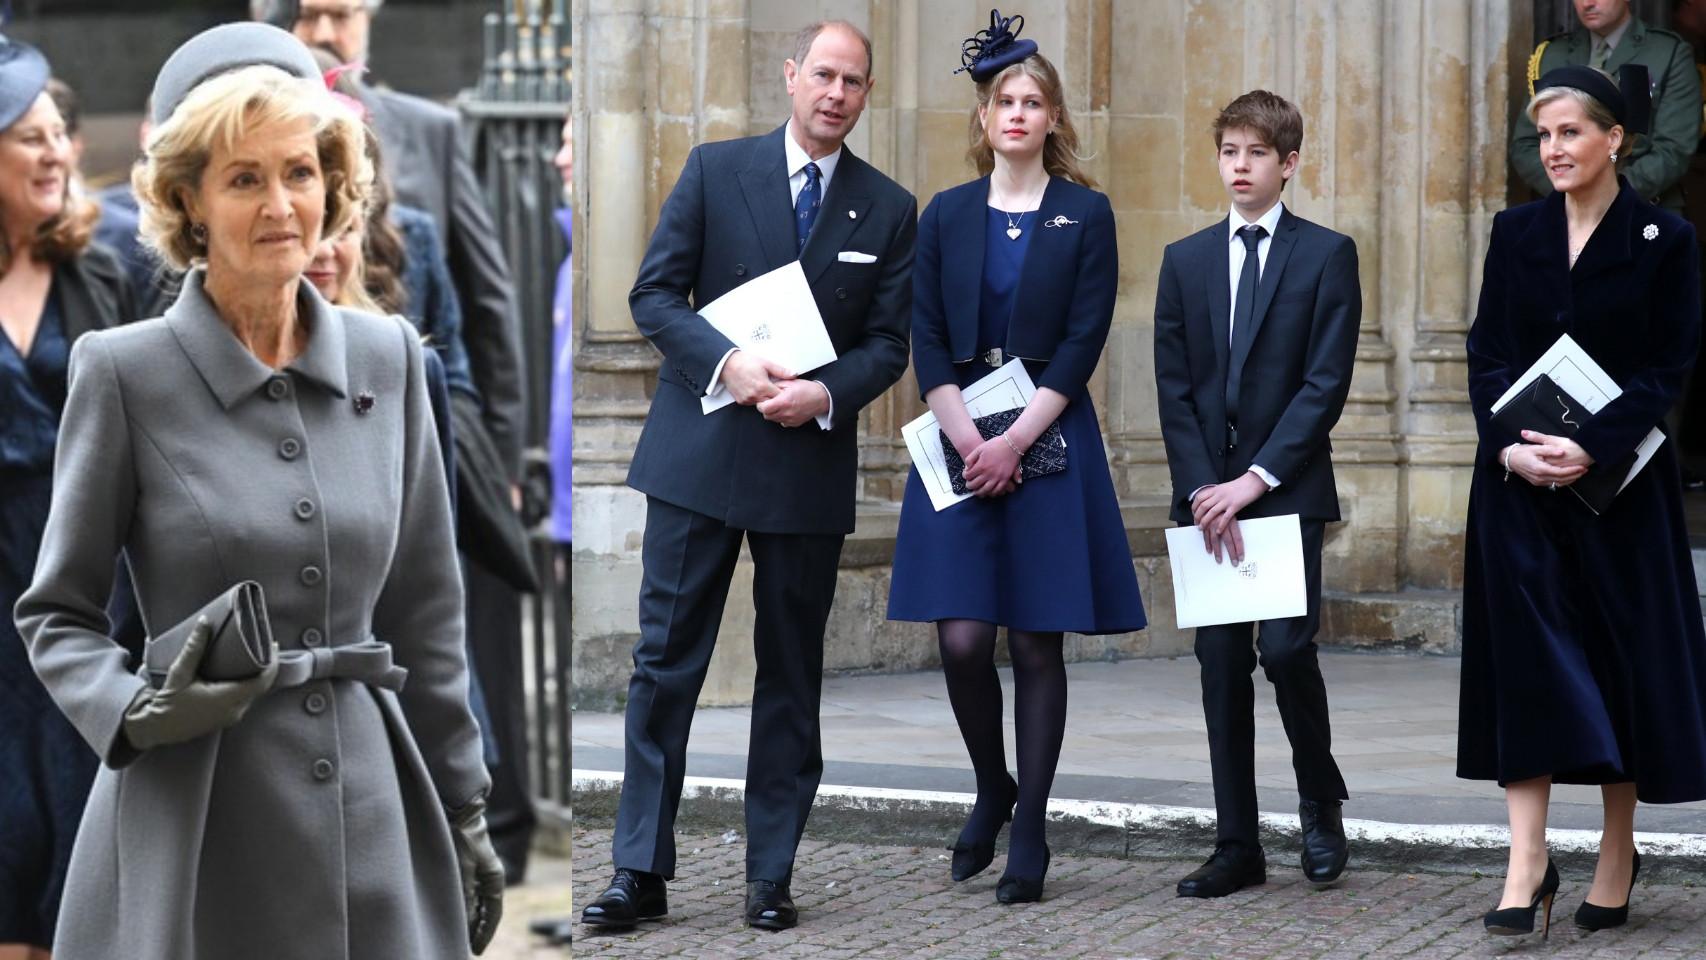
[123,615,279,751]
[450,796,505,955]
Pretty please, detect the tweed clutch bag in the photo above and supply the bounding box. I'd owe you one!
[143,581,274,687]
[940,407,1067,496]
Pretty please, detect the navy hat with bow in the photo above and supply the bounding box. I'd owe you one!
[1535,63,1653,136]
[956,9,1038,83]
[0,32,49,132]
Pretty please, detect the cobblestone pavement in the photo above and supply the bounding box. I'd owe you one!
[553,829,1706,960]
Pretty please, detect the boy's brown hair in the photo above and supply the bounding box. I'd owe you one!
[1212,89,1304,158]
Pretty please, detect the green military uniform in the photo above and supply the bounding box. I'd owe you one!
[1511,15,1702,210]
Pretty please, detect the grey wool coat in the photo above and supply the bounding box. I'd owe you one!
[14,270,490,959]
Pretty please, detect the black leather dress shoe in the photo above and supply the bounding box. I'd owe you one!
[746,879,798,930]
[1176,843,1267,899]
[1299,799,1349,885]
[580,868,668,929]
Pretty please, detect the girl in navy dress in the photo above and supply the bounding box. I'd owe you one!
[887,11,1144,904]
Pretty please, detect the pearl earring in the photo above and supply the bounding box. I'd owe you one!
[1609,151,1619,163]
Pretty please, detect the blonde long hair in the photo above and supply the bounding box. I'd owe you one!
[966,53,1096,189]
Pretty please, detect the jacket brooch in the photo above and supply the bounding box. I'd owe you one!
[1643,224,1659,241]
[1043,215,1078,228]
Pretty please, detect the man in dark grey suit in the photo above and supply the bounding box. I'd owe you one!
[253,0,538,880]
[580,20,915,934]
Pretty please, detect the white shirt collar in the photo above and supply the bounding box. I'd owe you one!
[1228,199,1285,244]
[785,118,843,189]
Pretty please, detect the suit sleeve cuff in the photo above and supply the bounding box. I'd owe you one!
[812,380,834,430]
[1188,484,1211,504]
[1249,465,1281,490]
[706,348,739,399]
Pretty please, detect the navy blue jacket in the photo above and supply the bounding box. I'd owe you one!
[1152,206,1361,523]
[626,125,917,535]
[912,176,1116,400]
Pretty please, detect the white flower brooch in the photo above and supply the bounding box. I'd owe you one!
[1643,223,1659,241]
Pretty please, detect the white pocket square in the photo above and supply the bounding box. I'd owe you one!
[837,251,878,263]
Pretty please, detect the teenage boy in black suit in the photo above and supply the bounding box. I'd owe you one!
[1153,90,1361,898]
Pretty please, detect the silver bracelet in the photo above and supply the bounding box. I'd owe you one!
[1001,432,1023,457]
[1502,445,1514,482]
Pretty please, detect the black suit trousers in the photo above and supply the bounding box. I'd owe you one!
[1193,518,1346,846]
[613,497,845,885]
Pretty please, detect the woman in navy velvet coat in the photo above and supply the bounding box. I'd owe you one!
[887,24,1143,905]
[1459,65,1706,938]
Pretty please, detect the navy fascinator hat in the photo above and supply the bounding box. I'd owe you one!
[956,9,1038,83]
[1534,63,1653,137]
[0,32,49,132]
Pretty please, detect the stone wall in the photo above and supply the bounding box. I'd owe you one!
[572,0,1520,707]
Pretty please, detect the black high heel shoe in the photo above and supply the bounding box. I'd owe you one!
[995,843,1050,904]
[948,776,1018,882]
[1575,849,1641,931]
[1484,859,1561,938]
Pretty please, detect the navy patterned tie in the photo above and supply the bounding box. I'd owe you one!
[795,161,822,253]
[1226,223,1267,422]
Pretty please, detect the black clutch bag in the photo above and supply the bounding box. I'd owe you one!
[143,581,274,688]
[1490,374,1637,515]
[940,407,1067,496]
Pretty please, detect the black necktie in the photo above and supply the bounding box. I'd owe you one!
[795,162,822,253]
[1226,224,1267,425]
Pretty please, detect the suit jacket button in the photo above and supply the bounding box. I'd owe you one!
[304,692,328,715]
[836,288,848,300]
[300,565,323,587]
[294,498,316,521]
[301,628,324,647]
[735,264,747,277]
[278,437,301,460]
[311,758,335,781]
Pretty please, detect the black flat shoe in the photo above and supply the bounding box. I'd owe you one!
[1575,849,1641,931]
[746,879,798,930]
[1299,799,1348,885]
[1484,859,1560,938]
[580,868,668,929]
[1176,842,1266,899]
[948,775,1018,882]
[995,844,1050,903]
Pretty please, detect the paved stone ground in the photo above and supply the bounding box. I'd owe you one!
[550,829,1706,960]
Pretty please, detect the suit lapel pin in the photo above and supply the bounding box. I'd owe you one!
[848,209,858,219]
[354,391,375,415]
[1044,215,1079,229]
[1643,224,1659,241]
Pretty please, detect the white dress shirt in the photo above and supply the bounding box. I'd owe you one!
[708,119,838,429]
[1192,200,1287,504]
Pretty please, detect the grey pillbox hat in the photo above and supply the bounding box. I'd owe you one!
[0,33,50,131]
[150,22,320,126]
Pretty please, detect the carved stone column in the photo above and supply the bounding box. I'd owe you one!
[572,0,752,707]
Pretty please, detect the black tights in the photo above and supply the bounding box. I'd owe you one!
[937,619,1066,878]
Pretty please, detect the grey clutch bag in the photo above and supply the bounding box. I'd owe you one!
[143,581,274,688]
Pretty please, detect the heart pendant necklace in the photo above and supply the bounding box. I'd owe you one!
[998,178,1048,241]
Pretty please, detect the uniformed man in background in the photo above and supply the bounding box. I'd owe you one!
[1512,0,1701,210]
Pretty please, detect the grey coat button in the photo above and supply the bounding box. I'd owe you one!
[278,438,301,460]
[300,565,323,587]
[294,498,316,520]
[266,377,290,401]
[311,758,335,781]
[301,627,324,647]
[304,692,328,715]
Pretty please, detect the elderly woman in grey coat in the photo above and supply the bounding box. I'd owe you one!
[13,23,503,960]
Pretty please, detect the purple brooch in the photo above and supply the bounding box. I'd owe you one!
[354,391,375,415]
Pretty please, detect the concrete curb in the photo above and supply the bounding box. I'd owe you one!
[572,770,1706,882]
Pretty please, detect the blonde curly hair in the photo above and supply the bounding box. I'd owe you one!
[132,64,372,271]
